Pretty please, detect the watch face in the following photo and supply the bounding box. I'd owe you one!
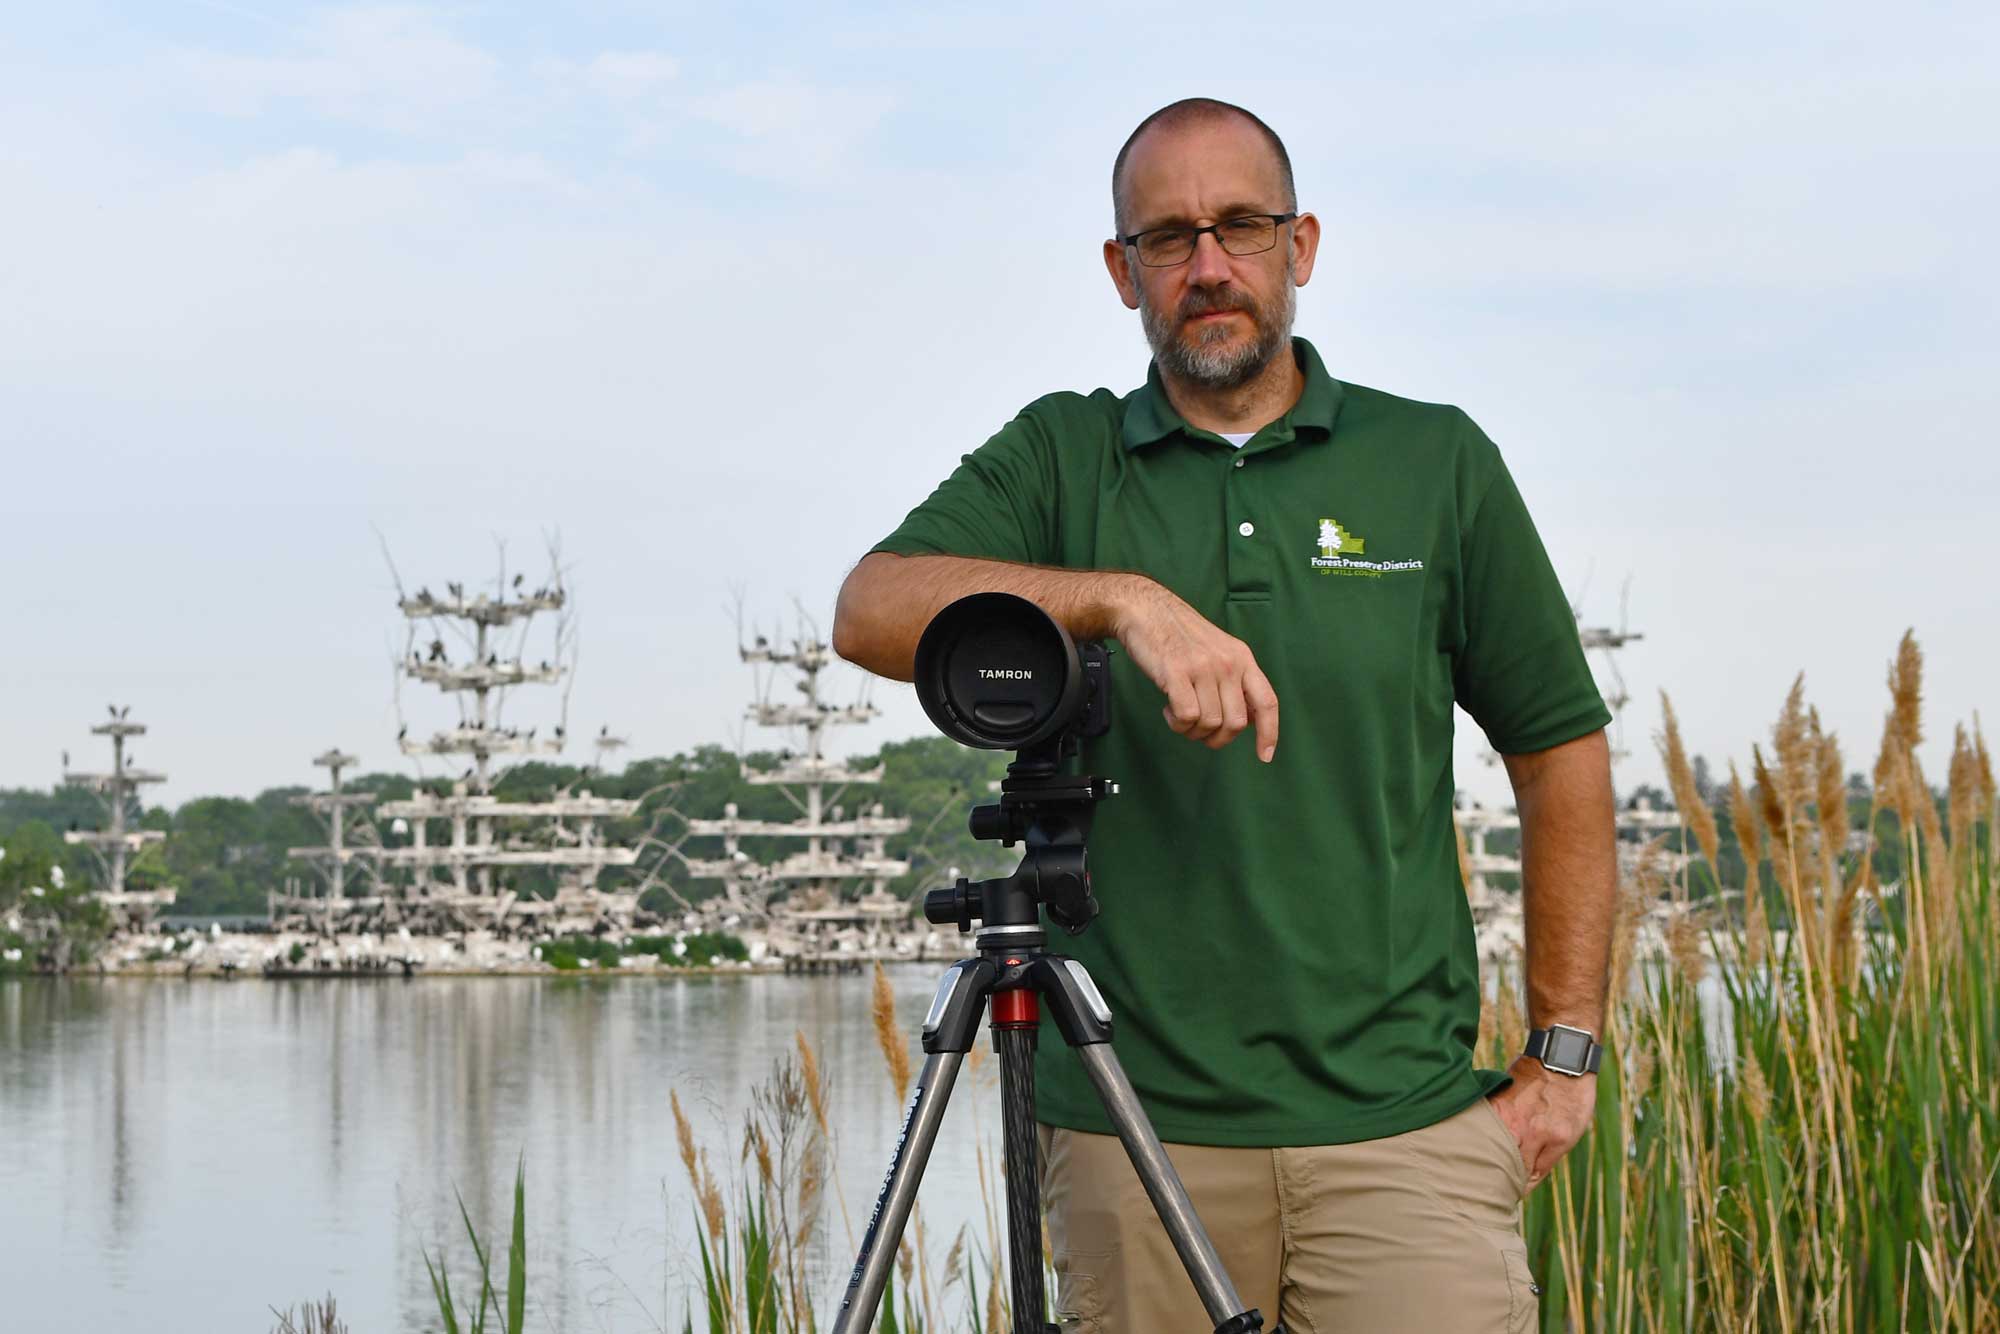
[1546,1027,1592,1073]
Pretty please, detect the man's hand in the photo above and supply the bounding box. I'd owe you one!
[1486,1056,1598,1190]
[1110,580,1279,761]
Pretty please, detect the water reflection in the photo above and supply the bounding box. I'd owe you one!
[0,973,996,1334]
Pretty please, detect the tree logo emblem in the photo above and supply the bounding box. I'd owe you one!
[1316,518,1365,559]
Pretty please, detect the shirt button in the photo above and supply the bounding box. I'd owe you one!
[1233,458,1245,468]
[1237,521,1255,537]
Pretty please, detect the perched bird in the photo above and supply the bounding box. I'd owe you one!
[397,726,408,740]
[513,574,524,588]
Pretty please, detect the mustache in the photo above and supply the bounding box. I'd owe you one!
[1178,288,1256,322]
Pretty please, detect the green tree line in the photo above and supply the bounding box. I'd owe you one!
[0,738,1011,922]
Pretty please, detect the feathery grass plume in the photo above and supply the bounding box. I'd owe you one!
[1813,712,1850,866]
[1882,737,1922,834]
[696,1148,727,1254]
[793,1141,822,1252]
[897,1235,914,1285]
[1975,715,1996,810]
[1831,869,1868,988]
[672,1090,699,1184]
[1665,905,1708,985]
[872,961,913,1106]
[1751,745,1797,898]
[1886,628,1924,754]
[940,1226,967,1294]
[1727,761,1769,963]
[1727,760,1764,870]
[985,1253,1004,1334]
[1810,710,1860,981]
[1624,1044,1655,1104]
[1771,675,1815,815]
[1741,1047,1772,1122]
[746,1123,774,1191]
[1658,692,1720,871]
[1948,724,1977,872]
[1907,749,1954,947]
[794,1030,831,1140]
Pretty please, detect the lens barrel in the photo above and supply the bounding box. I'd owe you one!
[913,593,1084,751]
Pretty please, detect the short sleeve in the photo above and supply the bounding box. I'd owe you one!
[869,410,1059,565]
[1452,422,1611,754]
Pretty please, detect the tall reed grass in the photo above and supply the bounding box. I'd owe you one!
[1491,631,1999,1331]
[429,631,1996,1332]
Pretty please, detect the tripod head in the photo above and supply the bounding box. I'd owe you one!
[912,594,1117,944]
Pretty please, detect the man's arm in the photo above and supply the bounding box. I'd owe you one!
[832,551,1281,761]
[1510,726,1617,1034]
[833,551,1137,682]
[1486,726,1616,1188]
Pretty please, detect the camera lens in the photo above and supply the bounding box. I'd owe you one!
[914,593,1083,750]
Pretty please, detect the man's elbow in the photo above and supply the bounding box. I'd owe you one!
[831,555,888,670]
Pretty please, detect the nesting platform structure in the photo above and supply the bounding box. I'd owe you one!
[683,629,911,959]
[61,709,176,929]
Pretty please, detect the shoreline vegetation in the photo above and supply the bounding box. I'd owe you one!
[0,736,1014,976]
[407,630,1999,1333]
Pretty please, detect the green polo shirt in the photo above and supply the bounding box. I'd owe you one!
[870,338,1609,1147]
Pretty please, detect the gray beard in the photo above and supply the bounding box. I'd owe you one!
[1138,261,1296,391]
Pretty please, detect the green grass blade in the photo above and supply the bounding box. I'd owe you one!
[456,1189,497,1334]
[507,1156,527,1334]
[423,1246,462,1334]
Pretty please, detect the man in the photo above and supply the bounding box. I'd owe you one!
[833,98,1614,1333]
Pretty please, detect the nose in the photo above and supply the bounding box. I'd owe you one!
[1186,227,1233,286]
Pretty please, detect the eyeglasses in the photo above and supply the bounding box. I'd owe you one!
[1118,213,1298,268]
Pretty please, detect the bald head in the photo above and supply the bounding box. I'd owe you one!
[1112,98,1296,234]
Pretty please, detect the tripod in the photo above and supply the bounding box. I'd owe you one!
[830,747,1275,1334]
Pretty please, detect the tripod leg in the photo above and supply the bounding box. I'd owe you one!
[993,1001,1049,1333]
[1073,1043,1266,1334]
[830,1048,967,1334]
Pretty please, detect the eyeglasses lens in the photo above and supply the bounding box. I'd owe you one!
[1136,216,1280,267]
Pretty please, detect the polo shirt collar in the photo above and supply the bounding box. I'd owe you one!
[1120,337,1344,452]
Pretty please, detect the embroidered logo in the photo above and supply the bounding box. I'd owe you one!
[1310,517,1424,578]
[1316,518,1363,558]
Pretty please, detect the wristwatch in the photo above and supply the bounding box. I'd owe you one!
[1524,1024,1602,1077]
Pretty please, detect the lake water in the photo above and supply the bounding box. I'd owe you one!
[0,960,1746,1333]
[0,972,1002,1334]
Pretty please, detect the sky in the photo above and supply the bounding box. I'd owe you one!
[2,1,1996,809]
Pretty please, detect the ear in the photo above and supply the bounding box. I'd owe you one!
[1289,212,1321,287]
[1103,237,1141,310]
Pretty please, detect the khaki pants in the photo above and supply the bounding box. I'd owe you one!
[1037,1096,1537,1333]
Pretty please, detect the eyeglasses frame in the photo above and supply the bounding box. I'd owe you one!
[1117,212,1301,268]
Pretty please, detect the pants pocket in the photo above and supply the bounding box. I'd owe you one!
[1479,1095,1532,1201]
[1502,1240,1541,1333]
[1050,1246,1113,1333]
